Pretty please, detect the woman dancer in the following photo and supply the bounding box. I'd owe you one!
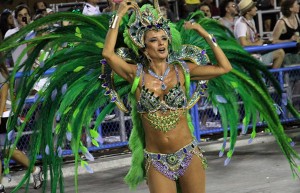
[102,1,231,192]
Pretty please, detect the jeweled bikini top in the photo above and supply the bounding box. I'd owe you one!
[137,65,187,113]
[129,60,208,115]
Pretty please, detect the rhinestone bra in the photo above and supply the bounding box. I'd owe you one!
[137,65,187,113]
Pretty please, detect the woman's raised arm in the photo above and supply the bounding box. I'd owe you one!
[102,0,139,83]
[184,21,232,80]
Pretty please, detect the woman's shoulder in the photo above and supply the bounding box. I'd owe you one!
[274,18,286,31]
[234,18,247,29]
[169,60,190,73]
[278,17,289,25]
[274,18,285,28]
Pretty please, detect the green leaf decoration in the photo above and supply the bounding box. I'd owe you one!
[92,139,99,147]
[90,129,99,138]
[75,27,82,38]
[96,42,104,48]
[74,66,84,72]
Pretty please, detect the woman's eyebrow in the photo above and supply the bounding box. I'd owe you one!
[148,37,158,40]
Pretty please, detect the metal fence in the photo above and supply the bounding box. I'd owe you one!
[14,65,300,155]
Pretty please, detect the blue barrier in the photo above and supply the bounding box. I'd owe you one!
[244,42,297,53]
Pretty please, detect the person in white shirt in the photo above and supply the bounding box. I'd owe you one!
[82,0,101,16]
[4,5,34,66]
[4,5,37,94]
[234,0,284,68]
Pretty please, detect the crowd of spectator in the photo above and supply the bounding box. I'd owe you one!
[178,0,299,68]
[234,0,284,68]
[0,0,299,87]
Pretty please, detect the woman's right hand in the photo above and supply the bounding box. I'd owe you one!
[117,0,139,17]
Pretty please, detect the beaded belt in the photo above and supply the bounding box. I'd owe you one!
[144,140,203,180]
[144,140,198,163]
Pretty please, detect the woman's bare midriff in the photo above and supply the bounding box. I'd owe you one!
[141,110,194,154]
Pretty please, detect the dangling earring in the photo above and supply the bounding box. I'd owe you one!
[167,48,171,63]
[144,52,152,65]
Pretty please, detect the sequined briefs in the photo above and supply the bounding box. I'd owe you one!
[144,140,207,180]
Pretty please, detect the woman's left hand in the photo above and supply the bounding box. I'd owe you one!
[183,20,198,30]
[184,21,209,38]
[117,0,139,17]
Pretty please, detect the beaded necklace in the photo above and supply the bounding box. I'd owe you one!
[148,65,170,90]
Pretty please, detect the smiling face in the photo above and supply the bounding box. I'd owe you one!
[144,30,169,61]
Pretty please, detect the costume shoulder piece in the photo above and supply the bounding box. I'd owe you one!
[169,45,209,106]
[100,47,139,112]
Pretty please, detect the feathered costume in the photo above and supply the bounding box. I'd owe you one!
[0,1,299,192]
